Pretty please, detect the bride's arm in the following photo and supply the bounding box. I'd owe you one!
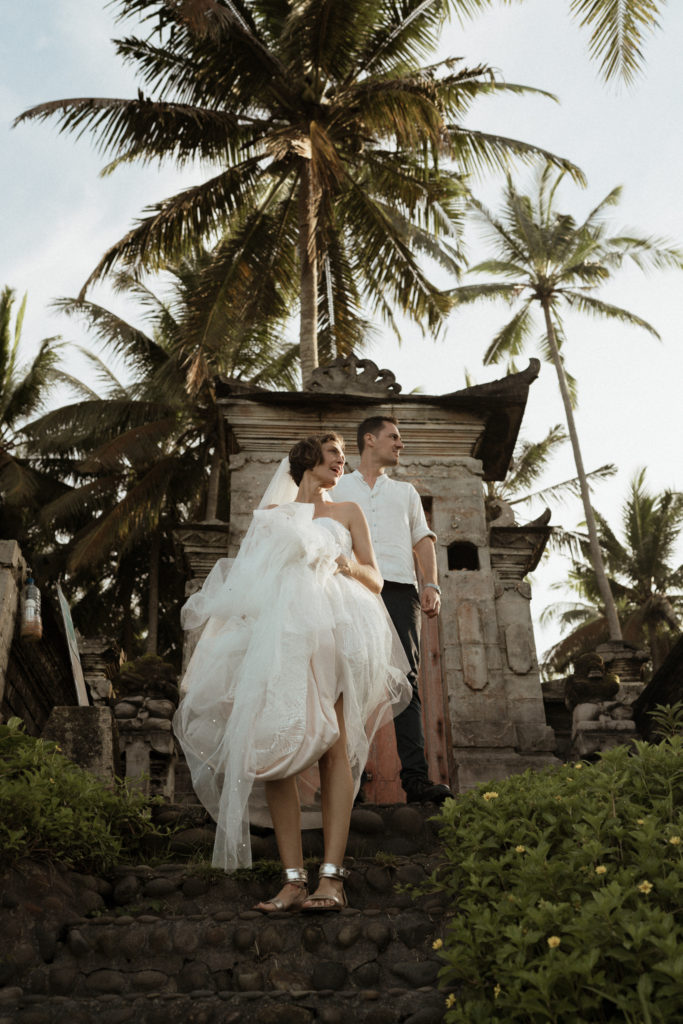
[335,504,383,595]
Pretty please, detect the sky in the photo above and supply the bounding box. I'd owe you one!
[2,1,682,660]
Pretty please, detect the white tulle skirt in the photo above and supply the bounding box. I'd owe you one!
[173,502,411,871]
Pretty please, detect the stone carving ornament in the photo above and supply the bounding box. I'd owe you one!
[305,353,402,395]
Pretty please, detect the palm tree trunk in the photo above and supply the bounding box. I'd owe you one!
[120,568,135,658]
[145,530,161,656]
[647,622,662,674]
[204,444,221,521]
[541,301,623,642]
[298,157,319,386]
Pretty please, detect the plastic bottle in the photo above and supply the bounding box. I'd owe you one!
[20,575,42,641]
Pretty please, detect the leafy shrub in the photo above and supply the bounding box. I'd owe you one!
[0,718,169,872]
[648,701,683,739]
[430,739,683,1023]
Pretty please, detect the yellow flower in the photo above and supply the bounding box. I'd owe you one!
[595,865,607,875]
[432,938,443,950]
[49,778,55,784]
[574,763,583,770]
[669,836,681,846]
[483,791,499,801]
[55,745,63,752]
[636,819,645,825]
[638,880,653,894]
[515,845,526,853]
[494,984,502,999]
[547,935,561,949]
[445,993,456,1008]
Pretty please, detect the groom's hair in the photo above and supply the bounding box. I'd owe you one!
[289,433,344,485]
[357,415,398,454]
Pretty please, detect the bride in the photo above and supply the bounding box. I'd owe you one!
[173,433,410,912]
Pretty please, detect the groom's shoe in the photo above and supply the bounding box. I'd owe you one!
[405,778,454,806]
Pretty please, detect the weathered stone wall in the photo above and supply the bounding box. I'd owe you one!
[42,706,118,787]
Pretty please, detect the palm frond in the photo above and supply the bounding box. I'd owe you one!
[2,338,65,428]
[450,282,524,305]
[448,127,585,183]
[542,614,609,675]
[483,301,535,364]
[80,161,270,292]
[561,291,661,338]
[510,462,617,509]
[569,0,665,84]
[0,451,44,504]
[68,456,178,571]
[53,297,168,377]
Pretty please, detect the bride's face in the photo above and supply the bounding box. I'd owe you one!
[312,440,345,489]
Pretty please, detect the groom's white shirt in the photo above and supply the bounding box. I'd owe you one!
[333,469,435,585]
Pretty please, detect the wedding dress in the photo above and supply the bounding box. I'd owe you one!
[173,500,411,871]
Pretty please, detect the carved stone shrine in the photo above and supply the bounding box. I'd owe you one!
[176,354,559,793]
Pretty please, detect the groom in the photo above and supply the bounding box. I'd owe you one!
[333,415,453,806]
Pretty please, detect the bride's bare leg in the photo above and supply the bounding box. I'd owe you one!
[304,695,353,907]
[255,776,306,911]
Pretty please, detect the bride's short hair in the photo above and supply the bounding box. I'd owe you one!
[289,433,344,485]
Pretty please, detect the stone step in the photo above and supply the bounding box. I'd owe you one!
[105,855,444,916]
[0,858,449,1024]
[26,903,445,996]
[0,984,445,1024]
[160,802,445,863]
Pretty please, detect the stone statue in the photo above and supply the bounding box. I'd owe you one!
[565,652,636,759]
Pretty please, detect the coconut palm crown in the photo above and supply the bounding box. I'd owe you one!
[14,0,581,384]
[0,286,76,543]
[543,469,683,676]
[450,165,683,643]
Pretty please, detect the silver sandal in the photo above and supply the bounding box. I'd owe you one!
[302,862,349,912]
[254,867,308,913]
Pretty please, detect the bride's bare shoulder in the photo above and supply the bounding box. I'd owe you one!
[332,501,366,528]
[332,500,361,513]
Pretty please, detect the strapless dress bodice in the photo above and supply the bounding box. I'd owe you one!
[314,515,353,556]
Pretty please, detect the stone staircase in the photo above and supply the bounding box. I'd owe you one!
[0,803,450,1024]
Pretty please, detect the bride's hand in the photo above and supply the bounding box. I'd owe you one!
[335,554,352,577]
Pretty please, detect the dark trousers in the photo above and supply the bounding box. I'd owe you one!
[381,581,430,790]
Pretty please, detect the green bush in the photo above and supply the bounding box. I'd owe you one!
[430,739,683,1023]
[0,717,168,872]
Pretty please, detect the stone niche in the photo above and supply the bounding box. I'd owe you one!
[203,354,558,793]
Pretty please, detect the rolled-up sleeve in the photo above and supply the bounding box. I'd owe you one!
[409,487,436,548]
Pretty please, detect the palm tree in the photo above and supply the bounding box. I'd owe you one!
[488,421,615,526]
[0,286,75,547]
[450,165,683,643]
[23,252,299,656]
[543,469,683,675]
[14,0,581,384]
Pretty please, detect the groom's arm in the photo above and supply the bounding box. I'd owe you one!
[414,536,440,618]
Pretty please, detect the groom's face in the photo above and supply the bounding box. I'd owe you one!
[371,422,404,466]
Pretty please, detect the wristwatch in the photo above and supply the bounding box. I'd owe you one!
[423,583,441,595]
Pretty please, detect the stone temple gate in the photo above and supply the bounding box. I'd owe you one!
[176,354,558,795]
